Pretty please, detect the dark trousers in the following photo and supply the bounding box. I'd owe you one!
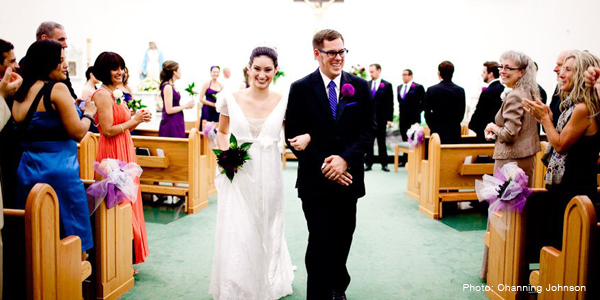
[365,123,388,167]
[302,197,358,300]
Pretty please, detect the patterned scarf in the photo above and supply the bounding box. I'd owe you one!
[544,97,576,186]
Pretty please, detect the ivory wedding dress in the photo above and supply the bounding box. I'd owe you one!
[209,93,294,300]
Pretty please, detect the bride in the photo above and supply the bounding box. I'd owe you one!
[209,47,309,300]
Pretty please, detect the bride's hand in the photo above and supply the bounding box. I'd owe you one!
[288,133,311,151]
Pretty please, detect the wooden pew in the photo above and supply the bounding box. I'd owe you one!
[132,127,209,213]
[533,141,548,189]
[529,195,598,300]
[3,183,92,300]
[77,132,99,181]
[419,133,495,219]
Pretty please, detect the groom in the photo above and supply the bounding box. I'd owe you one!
[286,29,376,300]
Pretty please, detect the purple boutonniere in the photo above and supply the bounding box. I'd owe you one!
[482,87,488,91]
[379,82,385,89]
[411,83,416,88]
[341,83,355,98]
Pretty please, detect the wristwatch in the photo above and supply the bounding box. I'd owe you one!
[82,113,95,123]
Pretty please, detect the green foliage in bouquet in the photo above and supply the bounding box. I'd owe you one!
[212,134,252,182]
[127,99,147,111]
[185,82,198,96]
[273,71,285,84]
[350,65,367,79]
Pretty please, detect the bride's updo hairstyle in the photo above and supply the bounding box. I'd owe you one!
[249,47,278,68]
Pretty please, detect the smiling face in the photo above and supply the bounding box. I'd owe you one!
[499,58,525,88]
[249,55,276,89]
[314,38,344,80]
[110,67,124,85]
[554,51,568,79]
[559,57,575,92]
[0,49,18,77]
[210,67,220,79]
[48,49,67,81]
[52,28,68,48]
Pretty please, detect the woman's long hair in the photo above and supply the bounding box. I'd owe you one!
[14,40,63,102]
[561,50,600,119]
[500,50,540,101]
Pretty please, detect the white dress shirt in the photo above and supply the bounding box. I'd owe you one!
[401,80,413,99]
[371,78,381,92]
[319,68,341,103]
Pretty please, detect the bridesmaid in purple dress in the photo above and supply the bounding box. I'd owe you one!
[159,61,195,137]
[199,65,223,123]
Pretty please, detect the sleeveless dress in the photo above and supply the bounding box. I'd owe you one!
[92,89,150,264]
[200,82,221,123]
[209,93,294,300]
[158,83,185,138]
[15,81,93,251]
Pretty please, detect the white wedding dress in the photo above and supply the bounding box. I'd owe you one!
[209,93,294,300]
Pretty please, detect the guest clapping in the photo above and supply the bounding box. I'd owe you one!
[159,60,194,138]
[91,51,151,264]
[12,40,95,251]
[484,51,541,183]
[523,50,600,216]
[199,66,223,123]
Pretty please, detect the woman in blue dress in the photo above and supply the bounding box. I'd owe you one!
[199,65,223,123]
[12,40,97,252]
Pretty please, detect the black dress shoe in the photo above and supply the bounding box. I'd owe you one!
[365,165,372,171]
[332,291,347,300]
[382,166,390,172]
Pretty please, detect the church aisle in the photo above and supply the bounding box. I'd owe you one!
[120,162,487,300]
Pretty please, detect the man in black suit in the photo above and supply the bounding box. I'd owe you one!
[424,61,465,144]
[469,61,504,142]
[397,69,425,165]
[286,29,376,300]
[549,50,571,126]
[365,63,393,171]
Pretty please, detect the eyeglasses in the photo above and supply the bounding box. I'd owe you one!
[317,48,348,59]
[498,66,523,71]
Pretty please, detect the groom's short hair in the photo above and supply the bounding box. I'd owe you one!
[312,29,344,49]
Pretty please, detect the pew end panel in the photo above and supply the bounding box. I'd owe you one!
[77,132,99,181]
[24,183,91,300]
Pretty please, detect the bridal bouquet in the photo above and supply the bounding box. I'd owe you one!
[273,70,285,84]
[350,64,367,79]
[406,123,424,149]
[213,134,252,182]
[86,158,143,215]
[475,162,532,238]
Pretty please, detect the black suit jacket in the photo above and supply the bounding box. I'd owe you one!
[368,79,393,123]
[286,69,376,200]
[538,84,547,104]
[424,80,466,144]
[469,80,504,142]
[398,82,425,129]
[549,86,561,126]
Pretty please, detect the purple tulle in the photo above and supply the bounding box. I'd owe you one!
[86,158,142,215]
[341,83,355,97]
[407,123,424,149]
[476,162,531,214]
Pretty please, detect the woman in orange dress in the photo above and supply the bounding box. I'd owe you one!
[91,52,152,265]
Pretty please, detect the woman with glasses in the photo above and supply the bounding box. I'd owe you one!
[523,50,600,249]
[484,50,541,182]
[481,50,541,280]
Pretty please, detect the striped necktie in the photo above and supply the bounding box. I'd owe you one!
[328,80,337,119]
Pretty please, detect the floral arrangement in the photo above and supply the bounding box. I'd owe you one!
[341,83,355,98]
[273,70,285,84]
[475,162,532,238]
[138,78,160,92]
[86,158,143,214]
[202,121,218,147]
[406,123,424,149]
[185,82,199,97]
[213,134,252,182]
[127,99,146,111]
[350,64,367,79]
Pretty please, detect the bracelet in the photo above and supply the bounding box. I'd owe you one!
[119,124,124,133]
[81,113,94,123]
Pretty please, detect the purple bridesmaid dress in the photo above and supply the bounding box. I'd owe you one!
[158,83,186,138]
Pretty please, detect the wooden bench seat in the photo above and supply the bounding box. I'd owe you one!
[132,127,209,213]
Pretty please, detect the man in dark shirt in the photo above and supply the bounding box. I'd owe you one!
[424,61,465,144]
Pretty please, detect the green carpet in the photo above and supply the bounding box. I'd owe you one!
[120,162,488,300]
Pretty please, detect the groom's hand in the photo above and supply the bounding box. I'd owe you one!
[322,155,350,185]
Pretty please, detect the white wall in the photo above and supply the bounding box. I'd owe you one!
[2,0,599,118]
